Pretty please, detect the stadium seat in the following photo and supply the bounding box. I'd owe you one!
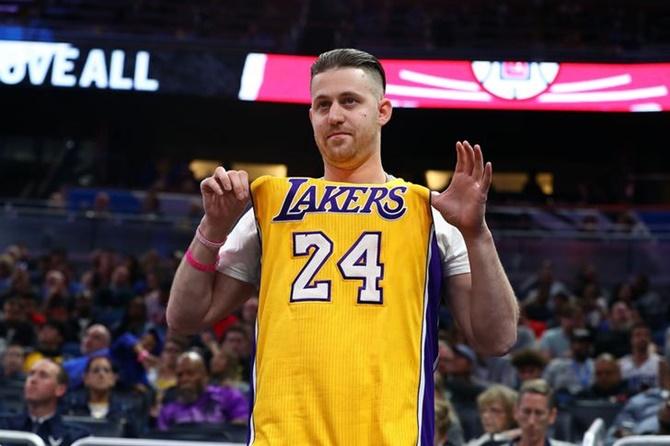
[569,399,624,440]
[62,415,126,437]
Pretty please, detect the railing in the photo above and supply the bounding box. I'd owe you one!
[2,198,670,291]
[613,436,670,446]
[583,419,606,446]
[71,437,243,446]
[0,430,46,446]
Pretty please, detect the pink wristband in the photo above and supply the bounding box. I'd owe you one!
[185,248,218,272]
[137,349,149,362]
[195,225,227,251]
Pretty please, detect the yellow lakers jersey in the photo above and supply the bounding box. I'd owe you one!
[248,176,443,446]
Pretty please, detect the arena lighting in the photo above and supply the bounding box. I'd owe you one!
[425,170,453,190]
[536,173,554,195]
[231,162,287,181]
[239,53,670,112]
[189,159,219,180]
[491,173,529,193]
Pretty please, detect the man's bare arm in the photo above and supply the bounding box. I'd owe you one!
[167,167,253,334]
[434,141,519,356]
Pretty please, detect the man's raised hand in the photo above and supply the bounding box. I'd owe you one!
[431,141,492,239]
[199,166,250,240]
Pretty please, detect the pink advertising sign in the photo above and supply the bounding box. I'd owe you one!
[238,53,670,112]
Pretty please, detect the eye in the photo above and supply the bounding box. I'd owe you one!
[342,96,358,106]
[315,101,330,111]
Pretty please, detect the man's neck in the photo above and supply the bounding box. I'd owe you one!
[28,402,57,420]
[632,349,649,364]
[322,154,386,184]
[88,389,111,404]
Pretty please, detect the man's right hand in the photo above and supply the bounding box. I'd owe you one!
[199,166,250,240]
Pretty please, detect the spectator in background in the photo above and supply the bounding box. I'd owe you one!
[158,351,248,430]
[439,343,489,406]
[467,385,519,446]
[576,353,629,403]
[606,387,668,443]
[0,359,90,446]
[41,269,70,303]
[0,296,36,347]
[63,324,111,388]
[209,347,249,397]
[594,301,634,358]
[504,379,575,446]
[511,349,547,389]
[435,398,457,446]
[542,328,595,406]
[619,323,670,394]
[520,260,571,310]
[147,335,188,406]
[0,253,16,295]
[630,274,665,332]
[220,324,253,381]
[1,343,27,384]
[63,355,140,437]
[23,320,66,372]
[538,303,584,360]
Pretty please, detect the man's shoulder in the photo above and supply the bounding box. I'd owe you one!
[0,412,27,429]
[549,438,576,446]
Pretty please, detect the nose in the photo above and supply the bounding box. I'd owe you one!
[327,102,345,125]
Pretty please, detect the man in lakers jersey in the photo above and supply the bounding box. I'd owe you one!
[167,48,519,445]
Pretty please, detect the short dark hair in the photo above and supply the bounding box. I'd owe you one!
[53,360,69,387]
[310,48,386,93]
[518,379,555,409]
[511,348,547,370]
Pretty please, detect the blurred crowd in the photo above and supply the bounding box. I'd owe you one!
[0,241,669,445]
[2,0,669,55]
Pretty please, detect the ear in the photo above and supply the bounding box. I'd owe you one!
[55,384,67,399]
[547,407,557,425]
[309,106,314,126]
[378,98,392,126]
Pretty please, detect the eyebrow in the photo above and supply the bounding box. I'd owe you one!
[313,91,363,102]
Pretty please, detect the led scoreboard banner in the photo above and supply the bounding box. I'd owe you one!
[2,39,669,112]
[239,53,670,112]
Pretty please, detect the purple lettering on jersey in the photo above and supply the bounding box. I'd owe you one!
[273,178,309,221]
[381,186,407,220]
[360,187,388,214]
[316,185,347,212]
[272,180,407,222]
[340,187,368,213]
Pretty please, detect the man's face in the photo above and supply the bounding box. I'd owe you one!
[81,325,109,354]
[222,331,249,358]
[2,345,25,374]
[38,325,63,351]
[24,360,65,404]
[309,67,390,172]
[594,359,621,390]
[84,357,116,392]
[517,365,543,383]
[176,357,207,403]
[515,393,556,443]
[631,327,650,352]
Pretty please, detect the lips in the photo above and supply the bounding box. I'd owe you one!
[327,132,351,139]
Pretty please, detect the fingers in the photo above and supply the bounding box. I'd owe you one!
[214,166,232,192]
[228,170,249,200]
[482,162,493,195]
[200,166,250,200]
[472,144,484,180]
[461,140,475,176]
[454,141,464,173]
[200,177,223,195]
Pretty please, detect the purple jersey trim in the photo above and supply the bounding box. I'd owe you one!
[419,231,443,445]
